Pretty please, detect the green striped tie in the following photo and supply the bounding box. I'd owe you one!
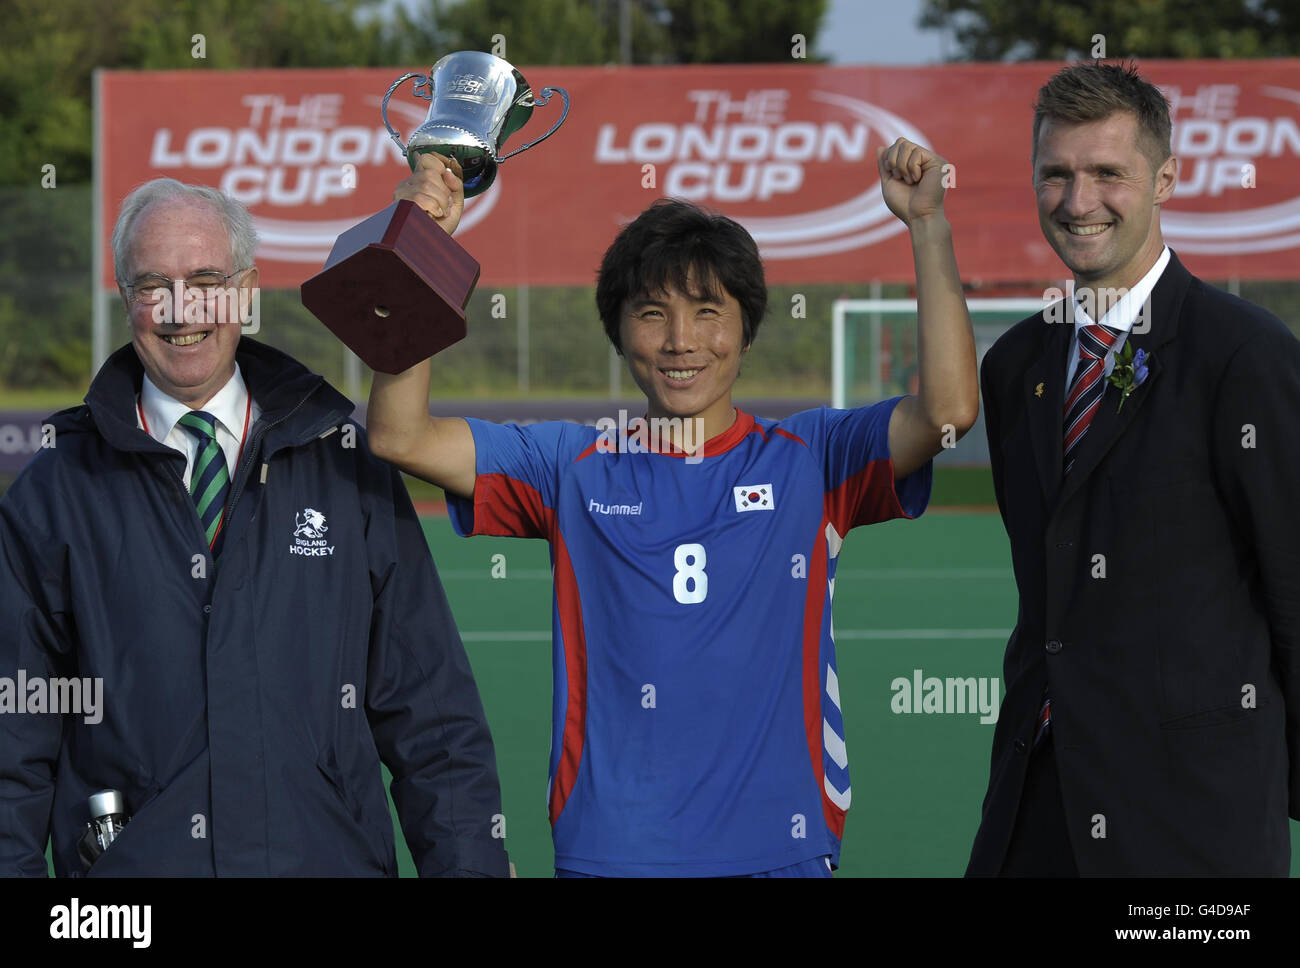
[177,410,230,554]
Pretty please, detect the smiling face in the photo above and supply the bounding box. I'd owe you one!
[1034,111,1177,293]
[120,198,255,408]
[618,276,748,441]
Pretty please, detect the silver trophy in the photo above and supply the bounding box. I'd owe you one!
[381,51,569,197]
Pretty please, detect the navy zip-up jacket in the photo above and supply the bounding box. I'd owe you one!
[0,338,508,876]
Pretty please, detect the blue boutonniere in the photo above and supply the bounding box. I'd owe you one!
[1106,342,1150,413]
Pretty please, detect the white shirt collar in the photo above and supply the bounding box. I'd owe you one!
[140,366,250,443]
[1072,245,1170,334]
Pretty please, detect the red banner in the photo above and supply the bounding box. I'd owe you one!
[98,60,1300,289]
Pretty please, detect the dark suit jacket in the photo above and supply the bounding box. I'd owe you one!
[968,250,1300,876]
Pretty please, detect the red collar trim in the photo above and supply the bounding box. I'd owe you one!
[696,408,758,457]
[626,408,759,460]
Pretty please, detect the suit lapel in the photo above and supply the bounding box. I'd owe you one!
[1023,310,1073,506]
[1056,250,1191,507]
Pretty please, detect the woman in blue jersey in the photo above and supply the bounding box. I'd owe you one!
[366,139,977,877]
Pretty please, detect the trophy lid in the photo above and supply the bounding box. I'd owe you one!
[88,789,125,818]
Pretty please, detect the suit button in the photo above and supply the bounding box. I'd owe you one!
[1045,639,1063,654]
[1014,739,1027,754]
[203,604,212,614]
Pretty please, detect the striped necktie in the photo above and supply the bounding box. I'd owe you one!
[177,410,231,556]
[1062,321,1123,474]
[1033,684,1052,749]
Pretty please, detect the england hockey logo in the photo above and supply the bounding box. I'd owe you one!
[294,508,328,538]
[291,508,335,557]
[734,483,775,512]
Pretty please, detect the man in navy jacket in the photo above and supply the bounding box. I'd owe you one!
[0,178,509,876]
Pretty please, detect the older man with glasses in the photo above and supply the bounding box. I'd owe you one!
[0,178,509,877]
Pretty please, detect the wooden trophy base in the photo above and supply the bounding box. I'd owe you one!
[300,199,481,374]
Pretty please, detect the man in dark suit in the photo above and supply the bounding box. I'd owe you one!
[969,61,1300,876]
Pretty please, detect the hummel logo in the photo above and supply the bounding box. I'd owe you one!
[588,499,643,516]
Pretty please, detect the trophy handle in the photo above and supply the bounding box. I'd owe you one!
[381,72,433,156]
[498,87,570,162]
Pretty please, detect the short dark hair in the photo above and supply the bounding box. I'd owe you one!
[595,198,767,354]
[1032,61,1172,174]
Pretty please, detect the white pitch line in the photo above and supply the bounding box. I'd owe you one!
[834,629,1010,640]
[835,568,1007,579]
[460,629,1011,643]
[461,631,553,642]
[441,570,554,580]
[442,568,1007,581]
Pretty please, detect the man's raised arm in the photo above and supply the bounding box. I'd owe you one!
[877,138,979,480]
[365,152,477,499]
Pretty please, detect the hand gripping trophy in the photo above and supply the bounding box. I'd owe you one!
[301,52,569,373]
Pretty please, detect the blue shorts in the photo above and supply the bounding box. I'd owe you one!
[556,856,833,878]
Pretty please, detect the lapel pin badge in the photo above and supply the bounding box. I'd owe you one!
[1035,382,1044,398]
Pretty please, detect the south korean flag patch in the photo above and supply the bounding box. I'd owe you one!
[734,483,776,512]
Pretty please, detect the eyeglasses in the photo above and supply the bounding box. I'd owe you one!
[126,268,252,306]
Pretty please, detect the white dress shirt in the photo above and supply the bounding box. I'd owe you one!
[1065,245,1170,387]
[137,366,261,488]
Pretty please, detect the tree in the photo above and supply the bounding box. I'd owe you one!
[395,0,619,66]
[919,0,1300,61]
[660,0,828,64]
[0,0,406,187]
[396,0,828,66]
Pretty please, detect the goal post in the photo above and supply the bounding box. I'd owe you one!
[831,298,1052,410]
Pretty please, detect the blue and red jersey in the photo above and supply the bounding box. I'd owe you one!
[447,399,931,875]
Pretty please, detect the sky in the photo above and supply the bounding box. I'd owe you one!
[818,0,950,65]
